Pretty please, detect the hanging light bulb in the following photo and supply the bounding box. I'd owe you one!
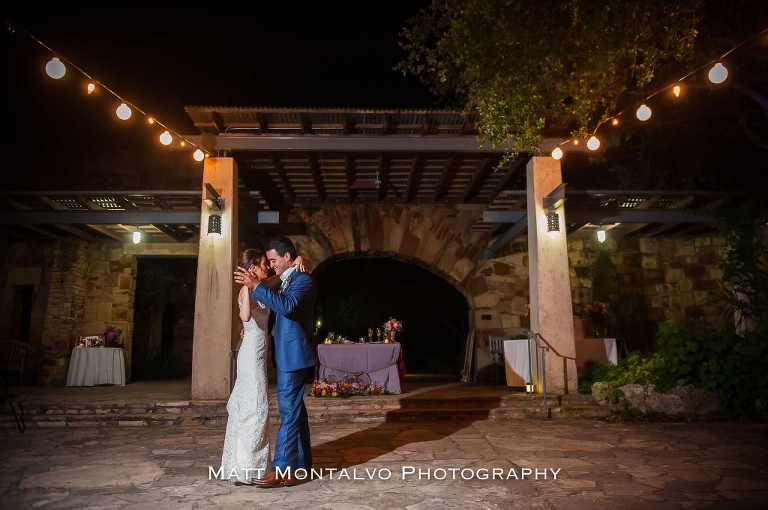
[86,83,96,94]
[147,117,155,125]
[587,136,600,151]
[132,230,141,244]
[193,149,205,162]
[708,62,728,84]
[636,104,652,121]
[159,130,173,146]
[115,103,132,120]
[45,57,66,79]
[672,85,681,97]
[551,147,564,160]
[611,118,619,127]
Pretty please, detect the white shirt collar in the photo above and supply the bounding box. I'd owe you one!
[281,266,296,284]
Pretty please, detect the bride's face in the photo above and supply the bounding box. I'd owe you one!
[250,256,269,279]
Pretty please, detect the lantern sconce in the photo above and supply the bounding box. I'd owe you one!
[543,183,567,233]
[203,183,224,236]
[207,214,222,236]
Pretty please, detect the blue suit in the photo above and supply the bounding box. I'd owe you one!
[251,270,316,472]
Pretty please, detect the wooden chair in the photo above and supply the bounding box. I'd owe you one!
[0,340,38,386]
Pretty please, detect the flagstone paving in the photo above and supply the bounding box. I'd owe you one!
[1,416,767,509]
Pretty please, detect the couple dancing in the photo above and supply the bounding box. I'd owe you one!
[223,236,316,488]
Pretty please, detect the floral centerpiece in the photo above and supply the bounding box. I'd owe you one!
[310,376,393,398]
[383,317,403,332]
[104,326,124,348]
[383,317,403,341]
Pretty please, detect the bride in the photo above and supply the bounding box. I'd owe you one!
[221,248,304,484]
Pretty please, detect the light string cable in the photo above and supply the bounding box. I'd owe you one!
[8,21,210,160]
[552,24,768,156]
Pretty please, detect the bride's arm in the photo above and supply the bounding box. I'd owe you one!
[238,285,252,321]
[261,256,307,289]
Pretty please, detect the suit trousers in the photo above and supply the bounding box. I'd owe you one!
[272,367,313,472]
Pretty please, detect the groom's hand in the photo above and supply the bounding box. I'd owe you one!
[234,266,259,291]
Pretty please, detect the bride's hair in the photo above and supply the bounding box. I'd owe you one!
[239,248,264,269]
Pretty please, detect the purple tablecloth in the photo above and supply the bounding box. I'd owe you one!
[315,343,405,393]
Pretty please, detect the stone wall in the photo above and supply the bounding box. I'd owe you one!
[0,212,732,386]
[294,204,731,380]
[0,240,136,386]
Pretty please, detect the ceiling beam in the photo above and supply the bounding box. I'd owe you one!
[0,211,201,225]
[183,134,585,154]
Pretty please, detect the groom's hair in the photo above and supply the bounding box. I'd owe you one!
[266,236,297,260]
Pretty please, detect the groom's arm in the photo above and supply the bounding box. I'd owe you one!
[251,273,314,316]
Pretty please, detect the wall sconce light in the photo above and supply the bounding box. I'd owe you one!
[207,214,222,236]
[597,229,606,243]
[546,211,560,232]
[543,183,566,233]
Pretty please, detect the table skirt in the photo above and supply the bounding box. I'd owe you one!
[315,343,405,393]
[66,347,126,386]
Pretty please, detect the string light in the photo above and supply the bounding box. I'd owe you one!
[115,103,132,121]
[45,57,65,79]
[708,62,728,84]
[586,135,600,151]
[12,25,210,161]
[635,104,652,121]
[552,25,768,160]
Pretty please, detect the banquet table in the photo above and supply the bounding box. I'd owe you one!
[315,342,406,393]
[66,347,126,386]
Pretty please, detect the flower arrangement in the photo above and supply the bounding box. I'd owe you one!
[103,326,124,348]
[586,301,609,318]
[310,376,393,398]
[383,317,403,332]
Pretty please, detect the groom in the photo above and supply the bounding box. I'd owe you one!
[233,236,317,487]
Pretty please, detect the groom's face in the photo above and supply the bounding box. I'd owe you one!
[266,248,292,276]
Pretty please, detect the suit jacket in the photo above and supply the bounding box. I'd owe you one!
[251,271,316,372]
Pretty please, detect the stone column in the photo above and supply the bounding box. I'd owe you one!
[191,157,239,399]
[526,156,578,394]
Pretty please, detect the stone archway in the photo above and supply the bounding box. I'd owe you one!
[311,252,471,376]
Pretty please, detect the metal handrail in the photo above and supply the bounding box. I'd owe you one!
[527,330,577,420]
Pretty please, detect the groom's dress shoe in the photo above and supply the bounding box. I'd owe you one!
[252,472,288,488]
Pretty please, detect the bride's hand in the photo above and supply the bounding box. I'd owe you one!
[293,255,306,273]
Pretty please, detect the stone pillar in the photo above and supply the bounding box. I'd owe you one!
[191,157,239,399]
[526,156,578,394]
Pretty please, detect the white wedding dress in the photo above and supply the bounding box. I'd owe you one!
[220,294,271,482]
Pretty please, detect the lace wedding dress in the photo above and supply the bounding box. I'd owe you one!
[220,294,271,482]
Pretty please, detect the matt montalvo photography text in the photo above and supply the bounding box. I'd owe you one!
[210,465,563,482]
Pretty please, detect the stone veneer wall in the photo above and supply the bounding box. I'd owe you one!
[0,208,732,386]
[0,240,136,386]
[295,204,731,378]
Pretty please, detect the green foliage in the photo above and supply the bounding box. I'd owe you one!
[589,319,768,419]
[397,0,701,159]
[715,211,768,329]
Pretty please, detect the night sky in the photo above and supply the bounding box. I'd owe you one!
[2,4,435,162]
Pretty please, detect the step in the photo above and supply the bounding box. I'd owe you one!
[1,392,609,429]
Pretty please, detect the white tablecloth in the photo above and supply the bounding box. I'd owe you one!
[66,347,126,386]
[503,339,532,387]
